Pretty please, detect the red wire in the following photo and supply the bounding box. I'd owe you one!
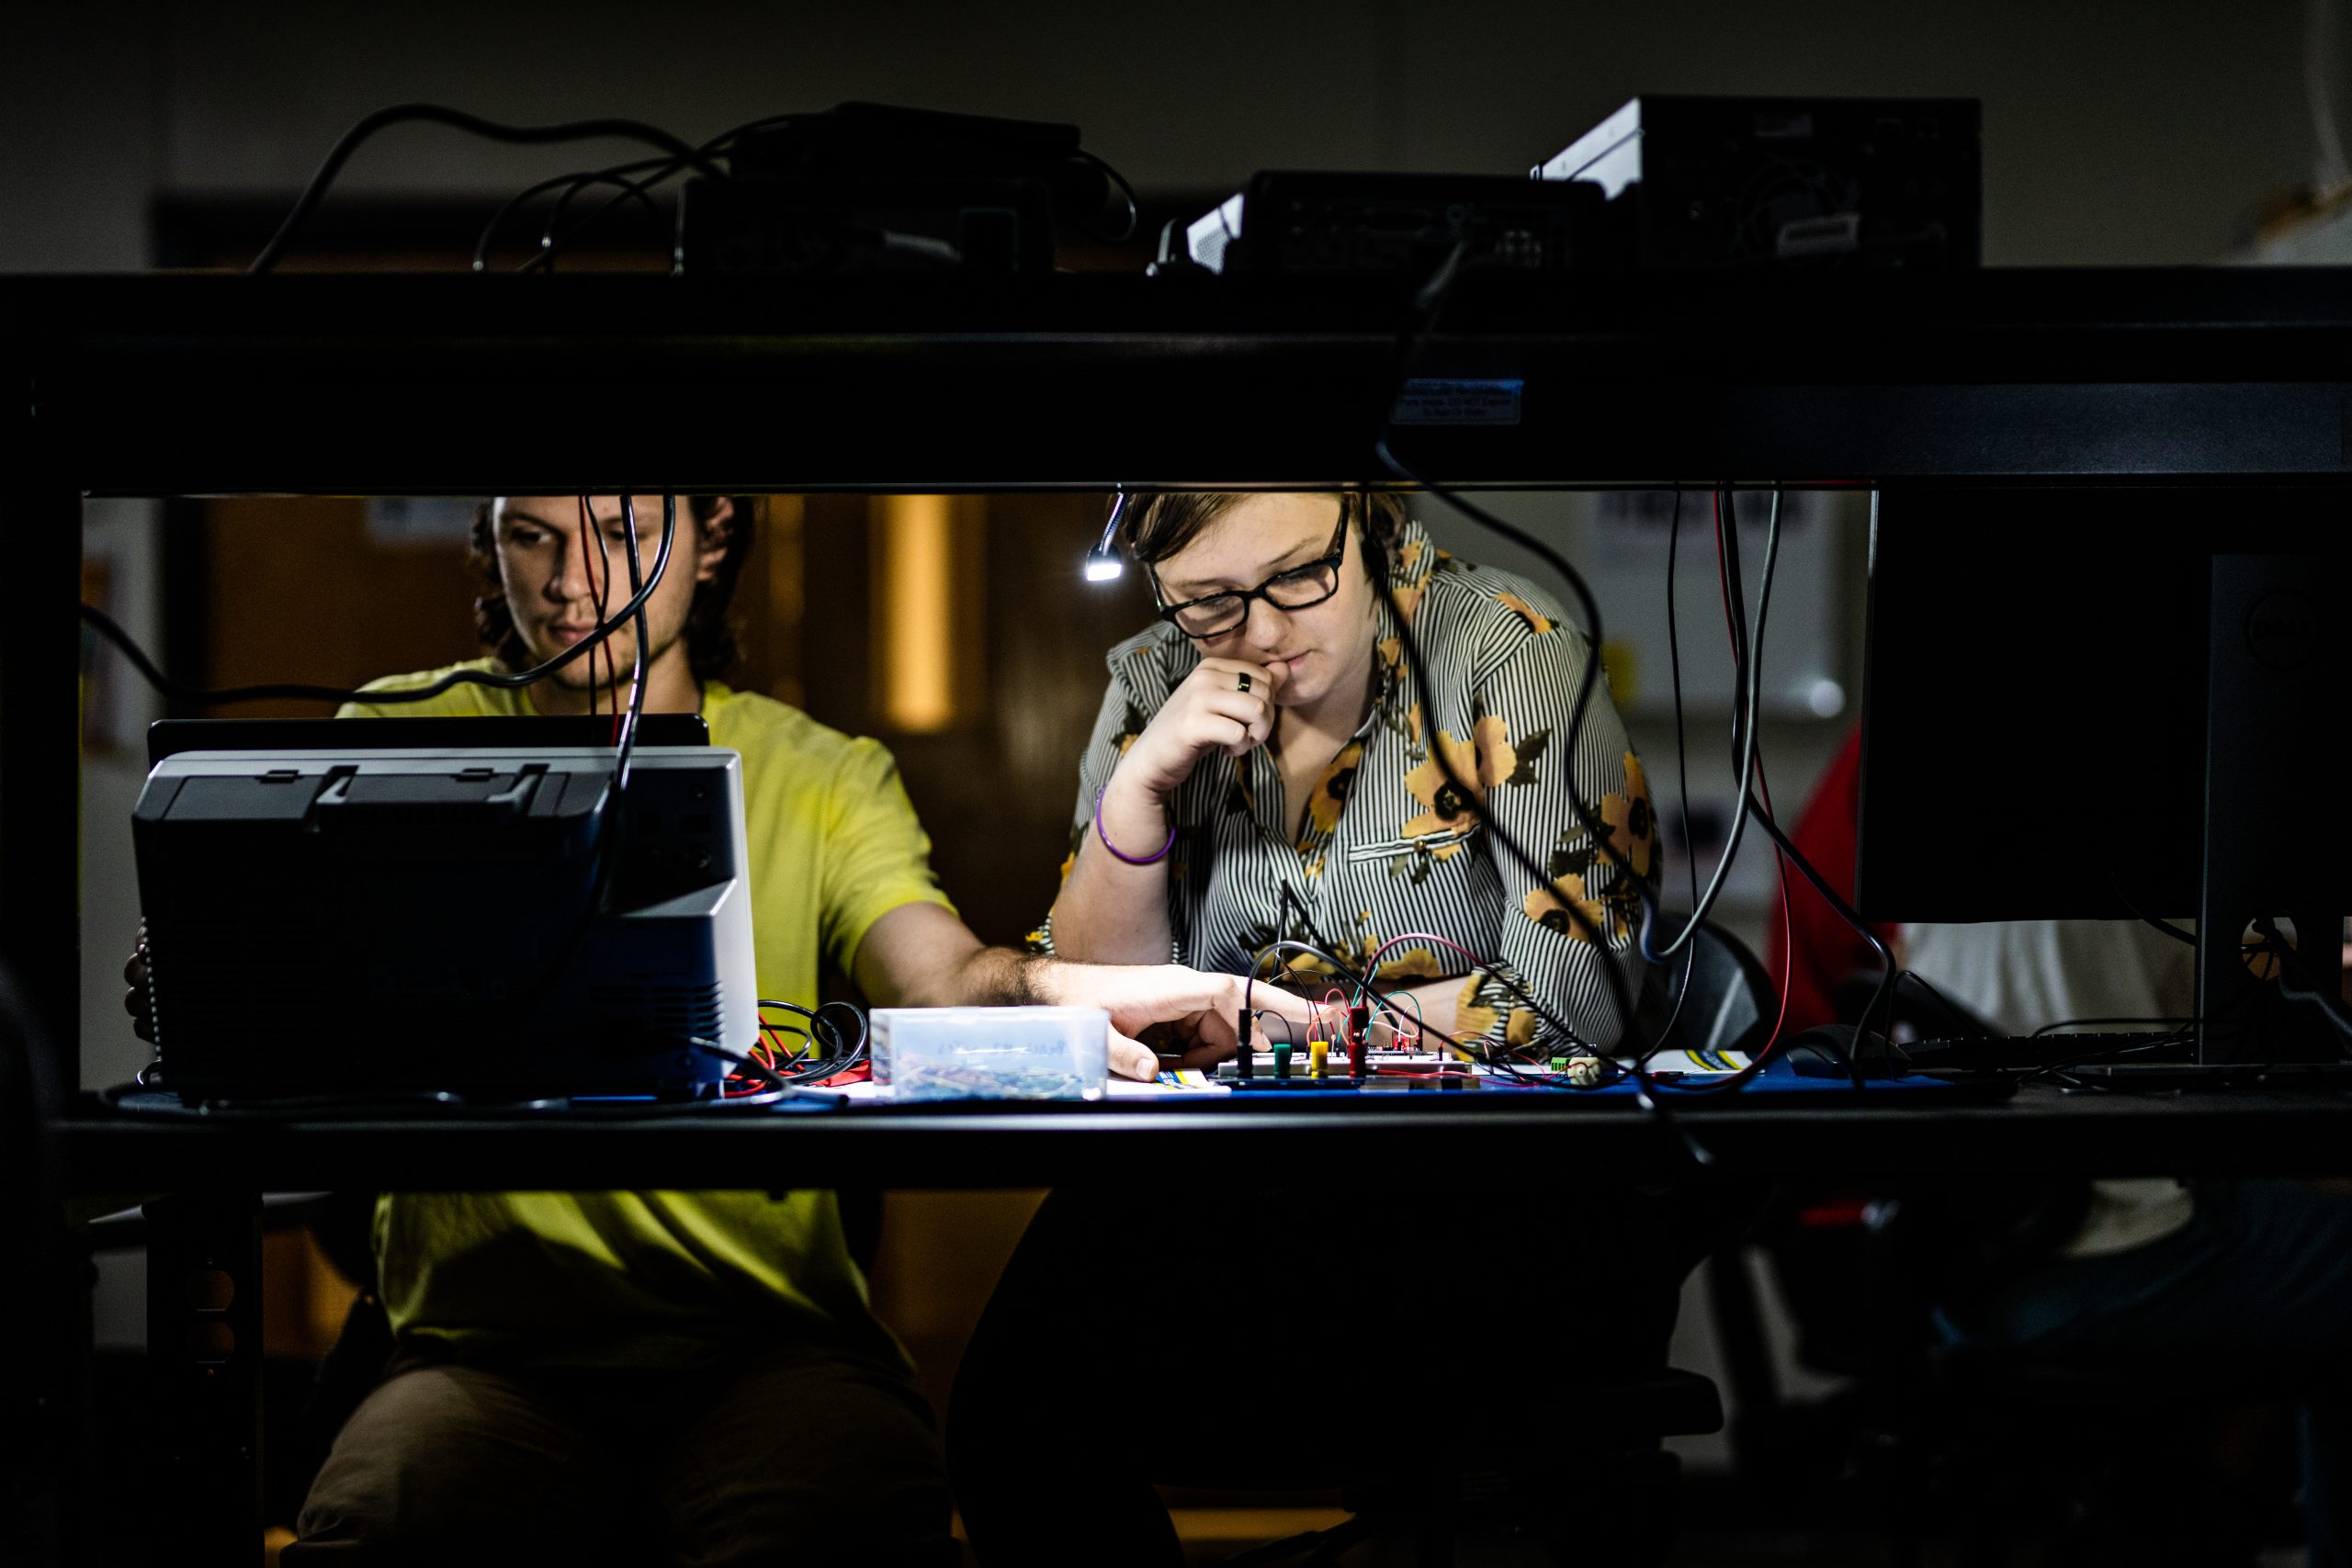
[1317,986,1351,1044]
[1362,931,1496,981]
[1356,931,1524,1059]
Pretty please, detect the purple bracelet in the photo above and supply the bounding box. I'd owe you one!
[1093,785,1175,865]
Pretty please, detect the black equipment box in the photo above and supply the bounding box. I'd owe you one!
[1533,96,1980,269]
[678,101,1119,276]
[1181,171,1612,276]
[131,719,757,1105]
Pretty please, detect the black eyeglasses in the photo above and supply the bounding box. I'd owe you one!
[1150,510,1349,639]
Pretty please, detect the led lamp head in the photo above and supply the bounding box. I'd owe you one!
[1083,491,1128,582]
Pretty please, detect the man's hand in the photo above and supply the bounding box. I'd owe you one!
[122,931,153,1044]
[1034,960,1316,1080]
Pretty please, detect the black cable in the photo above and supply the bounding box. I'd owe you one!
[2026,1014,2195,1039]
[79,502,676,709]
[525,114,843,274]
[1069,148,1141,243]
[615,496,656,791]
[1891,968,1990,1034]
[2137,916,2200,949]
[1373,242,1656,991]
[1654,485,1702,1052]
[1373,245,1721,1157]
[250,104,733,274]
[755,998,873,1085]
[2278,979,2352,1040]
[1671,482,1879,1094]
[1645,488,1769,965]
[472,158,673,272]
[461,494,678,1054]
[2261,927,2352,1043]
[1739,795,1887,1089]
[2103,864,2199,947]
[686,1037,796,1104]
[523,164,681,275]
[1367,483,1645,1053]
[1250,1010,1302,1047]
[536,167,668,266]
[473,114,802,273]
[1615,488,1702,1080]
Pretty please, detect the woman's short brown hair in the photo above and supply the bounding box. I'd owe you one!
[469,495,756,682]
[1117,491,1409,585]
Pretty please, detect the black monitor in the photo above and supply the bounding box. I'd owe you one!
[131,716,758,1104]
[1858,487,2350,1065]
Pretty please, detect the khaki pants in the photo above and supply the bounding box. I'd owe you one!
[288,1341,956,1567]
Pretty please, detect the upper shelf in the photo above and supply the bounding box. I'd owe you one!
[6,268,2352,494]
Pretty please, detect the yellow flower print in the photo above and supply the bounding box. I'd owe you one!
[1301,741,1363,845]
[1598,752,1658,880]
[1455,975,1498,1041]
[1505,1008,1539,1049]
[1403,729,1484,843]
[1374,946,1444,984]
[1116,733,1139,756]
[1280,953,1338,986]
[1472,714,1516,792]
[1497,591,1554,636]
[1523,874,1611,944]
[1403,716,1518,857]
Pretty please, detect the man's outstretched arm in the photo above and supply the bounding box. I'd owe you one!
[849,902,1310,1080]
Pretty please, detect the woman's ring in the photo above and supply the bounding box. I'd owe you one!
[1237,672,1252,694]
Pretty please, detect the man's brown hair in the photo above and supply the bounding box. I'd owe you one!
[468,496,757,682]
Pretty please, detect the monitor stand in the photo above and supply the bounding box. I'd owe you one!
[2195,555,2346,1067]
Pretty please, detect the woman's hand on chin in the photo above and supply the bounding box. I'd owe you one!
[1118,656,1284,799]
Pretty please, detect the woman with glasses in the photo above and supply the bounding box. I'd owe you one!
[1045,489,1655,1055]
[950,491,1697,1568]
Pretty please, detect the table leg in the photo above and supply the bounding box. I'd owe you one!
[143,1193,262,1568]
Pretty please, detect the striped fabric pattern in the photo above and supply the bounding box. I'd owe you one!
[1045,519,1657,1054]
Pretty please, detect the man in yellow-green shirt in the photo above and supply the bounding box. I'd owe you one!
[285,496,1297,1566]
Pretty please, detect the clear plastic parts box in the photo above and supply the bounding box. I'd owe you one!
[869,1007,1112,1101]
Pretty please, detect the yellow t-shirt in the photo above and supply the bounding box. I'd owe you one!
[341,660,956,1367]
